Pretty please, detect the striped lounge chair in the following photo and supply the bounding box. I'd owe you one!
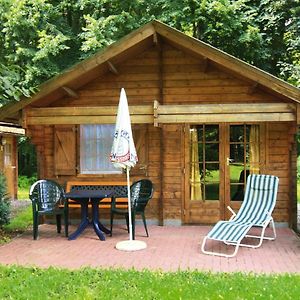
[201,174,279,258]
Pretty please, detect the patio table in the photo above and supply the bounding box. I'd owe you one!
[65,190,113,241]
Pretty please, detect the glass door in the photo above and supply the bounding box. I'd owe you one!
[185,124,222,224]
[184,123,262,224]
[224,124,261,218]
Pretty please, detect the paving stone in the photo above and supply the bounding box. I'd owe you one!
[0,225,299,273]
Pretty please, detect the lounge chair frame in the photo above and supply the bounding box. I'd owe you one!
[201,175,279,258]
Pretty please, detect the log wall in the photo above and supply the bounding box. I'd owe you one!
[26,42,297,225]
[264,122,296,224]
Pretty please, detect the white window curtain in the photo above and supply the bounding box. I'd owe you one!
[190,127,202,201]
[80,124,121,174]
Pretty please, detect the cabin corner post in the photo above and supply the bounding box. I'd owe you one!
[289,122,298,231]
[156,35,164,226]
[153,100,159,127]
[297,104,300,125]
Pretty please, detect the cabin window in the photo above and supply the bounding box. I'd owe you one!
[4,143,12,166]
[80,124,122,174]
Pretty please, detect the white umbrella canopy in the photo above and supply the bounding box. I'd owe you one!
[110,88,146,251]
[110,88,138,169]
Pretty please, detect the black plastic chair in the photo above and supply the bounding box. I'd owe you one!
[110,179,153,239]
[29,179,68,240]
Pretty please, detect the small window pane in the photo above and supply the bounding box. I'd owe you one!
[205,125,219,142]
[206,183,219,200]
[4,143,12,166]
[231,184,246,201]
[205,163,219,182]
[230,125,244,142]
[194,125,203,141]
[205,143,219,162]
[230,165,245,183]
[230,144,244,163]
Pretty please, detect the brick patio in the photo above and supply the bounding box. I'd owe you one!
[0,224,299,274]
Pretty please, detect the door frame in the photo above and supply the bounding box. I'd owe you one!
[183,122,266,224]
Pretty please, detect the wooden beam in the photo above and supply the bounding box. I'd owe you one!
[153,32,158,45]
[27,105,153,117]
[0,125,25,135]
[27,115,153,125]
[62,86,78,98]
[154,102,296,124]
[157,103,295,114]
[153,100,159,127]
[107,61,118,75]
[156,35,164,226]
[26,105,154,125]
[157,113,295,123]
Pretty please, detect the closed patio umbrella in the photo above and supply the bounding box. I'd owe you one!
[110,88,147,251]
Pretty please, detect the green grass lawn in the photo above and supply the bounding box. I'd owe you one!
[0,204,32,245]
[0,265,299,299]
[4,205,32,233]
[17,187,30,200]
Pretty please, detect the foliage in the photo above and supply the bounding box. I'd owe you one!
[253,0,300,85]
[18,176,37,190]
[278,1,300,86]
[0,266,299,299]
[160,0,265,66]
[0,0,73,104]
[0,201,31,244]
[0,173,10,227]
[18,175,36,199]
[0,64,34,105]
[3,205,32,233]
[18,137,37,177]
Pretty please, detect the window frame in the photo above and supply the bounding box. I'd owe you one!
[79,124,122,175]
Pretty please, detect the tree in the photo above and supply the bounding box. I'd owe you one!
[0,0,73,104]
[252,0,300,84]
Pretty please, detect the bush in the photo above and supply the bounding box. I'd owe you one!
[0,173,10,227]
[18,175,37,189]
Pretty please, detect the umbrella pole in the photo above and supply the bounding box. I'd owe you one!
[126,166,133,241]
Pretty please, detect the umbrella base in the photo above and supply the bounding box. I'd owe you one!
[115,240,147,251]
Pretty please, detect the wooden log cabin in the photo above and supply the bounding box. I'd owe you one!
[0,20,299,228]
[0,123,24,199]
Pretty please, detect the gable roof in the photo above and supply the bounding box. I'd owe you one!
[1,20,299,123]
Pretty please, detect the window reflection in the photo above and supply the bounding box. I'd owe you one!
[190,125,219,201]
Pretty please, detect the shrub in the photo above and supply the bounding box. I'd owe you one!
[18,175,37,189]
[0,173,10,227]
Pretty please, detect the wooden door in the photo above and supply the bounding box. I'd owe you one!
[3,137,16,199]
[184,123,262,224]
[184,124,224,224]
